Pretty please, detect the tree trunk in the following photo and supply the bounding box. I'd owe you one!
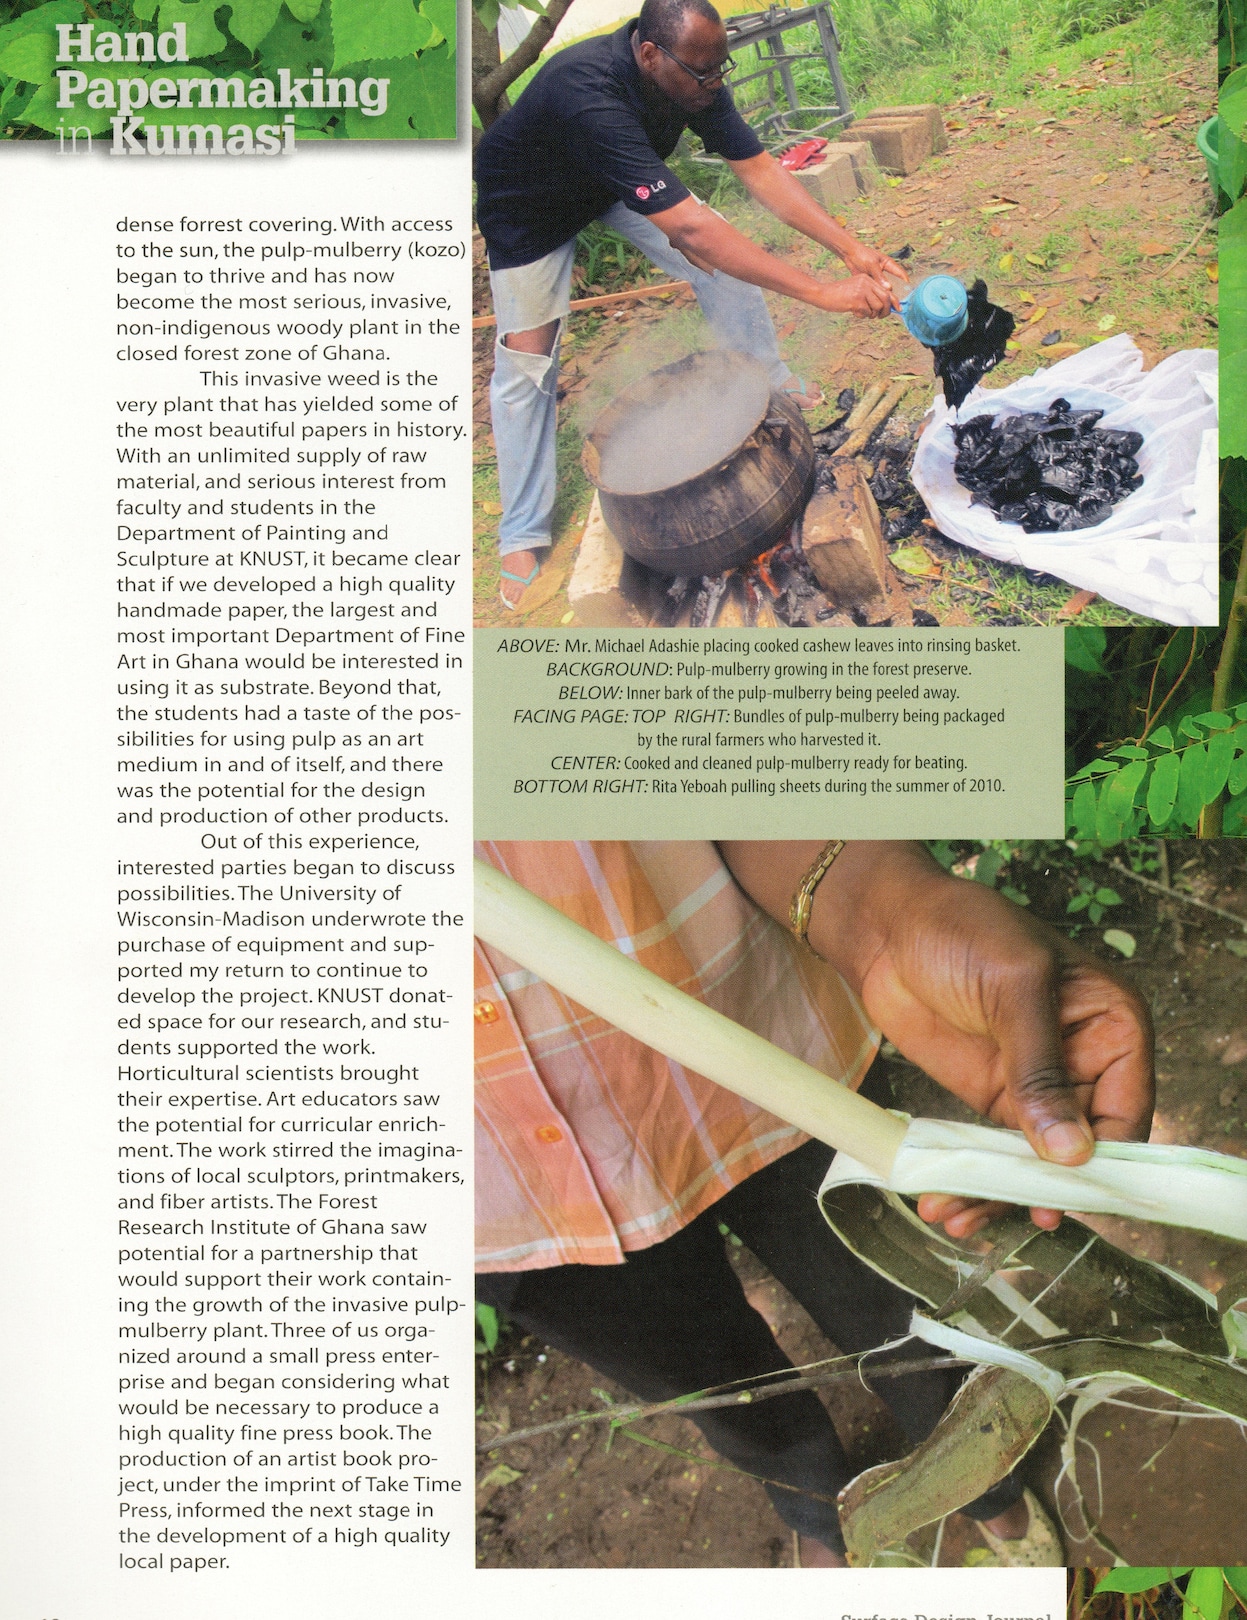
[472,0,578,135]
[471,7,510,140]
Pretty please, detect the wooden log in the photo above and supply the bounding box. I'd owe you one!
[802,458,913,626]
[472,280,691,331]
[801,460,890,609]
[838,379,910,460]
[842,382,886,434]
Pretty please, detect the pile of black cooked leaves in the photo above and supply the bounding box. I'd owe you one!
[932,279,1014,409]
[952,397,1144,532]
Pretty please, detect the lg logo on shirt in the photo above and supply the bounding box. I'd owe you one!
[635,180,667,200]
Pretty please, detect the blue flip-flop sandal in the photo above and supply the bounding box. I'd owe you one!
[499,559,541,611]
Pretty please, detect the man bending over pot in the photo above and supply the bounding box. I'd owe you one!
[475,0,909,608]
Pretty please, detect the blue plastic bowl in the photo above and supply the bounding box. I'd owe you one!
[901,275,969,348]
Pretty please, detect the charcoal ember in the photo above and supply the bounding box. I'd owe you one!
[931,279,1015,408]
[952,397,1143,533]
[912,609,939,626]
[836,387,857,413]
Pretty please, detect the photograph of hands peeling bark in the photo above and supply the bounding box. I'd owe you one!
[472,838,1247,1569]
[470,0,1217,630]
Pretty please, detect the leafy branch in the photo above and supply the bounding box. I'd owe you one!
[1066,706,1247,841]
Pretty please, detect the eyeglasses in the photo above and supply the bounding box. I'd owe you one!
[652,42,736,86]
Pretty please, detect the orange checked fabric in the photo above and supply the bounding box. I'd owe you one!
[474,842,878,1272]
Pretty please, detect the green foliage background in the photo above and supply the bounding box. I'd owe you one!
[1065,629,1247,838]
[0,0,456,138]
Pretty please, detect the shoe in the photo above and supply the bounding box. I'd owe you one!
[780,376,824,410]
[498,559,541,612]
[976,1489,1064,1567]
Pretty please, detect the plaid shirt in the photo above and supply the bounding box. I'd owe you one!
[475,842,878,1272]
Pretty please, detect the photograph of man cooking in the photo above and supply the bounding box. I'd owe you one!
[474,0,908,610]
[471,0,1216,629]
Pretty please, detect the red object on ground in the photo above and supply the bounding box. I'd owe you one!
[778,137,829,171]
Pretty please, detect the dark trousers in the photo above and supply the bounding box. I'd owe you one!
[478,1074,1021,1552]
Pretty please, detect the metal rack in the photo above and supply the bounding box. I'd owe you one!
[717,2,853,151]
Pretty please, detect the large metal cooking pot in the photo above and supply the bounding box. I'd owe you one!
[581,350,815,577]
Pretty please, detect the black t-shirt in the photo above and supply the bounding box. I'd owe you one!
[475,21,763,270]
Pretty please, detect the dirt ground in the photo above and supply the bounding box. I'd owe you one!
[471,52,1215,627]
[475,842,1247,1568]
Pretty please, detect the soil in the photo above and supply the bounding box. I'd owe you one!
[475,841,1247,1568]
[471,56,1215,627]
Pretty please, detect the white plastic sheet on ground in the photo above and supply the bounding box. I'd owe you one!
[909,335,1218,625]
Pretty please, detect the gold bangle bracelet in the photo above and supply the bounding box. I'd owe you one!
[788,839,846,955]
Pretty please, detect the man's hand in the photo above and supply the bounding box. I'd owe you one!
[718,841,1155,1238]
[840,240,911,297]
[810,273,895,318]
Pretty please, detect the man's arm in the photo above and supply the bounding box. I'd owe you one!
[647,193,895,316]
[718,840,1155,1237]
[727,151,911,291]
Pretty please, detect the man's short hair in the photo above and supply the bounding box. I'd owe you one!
[636,0,723,53]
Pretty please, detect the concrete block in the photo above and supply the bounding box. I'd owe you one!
[833,139,881,194]
[877,103,948,154]
[794,147,860,211]
[847,115,932,175]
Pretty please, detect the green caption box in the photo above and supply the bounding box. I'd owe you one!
[474,627,1064,837]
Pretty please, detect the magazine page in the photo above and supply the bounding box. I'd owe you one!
[1,0,1242,1613]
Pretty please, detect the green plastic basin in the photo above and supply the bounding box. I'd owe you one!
[1197,115,1218,195]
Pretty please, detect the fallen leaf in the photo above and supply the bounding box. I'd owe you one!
[514,567,566,615]
[1139,165,1152,177]
[1056,588,1097,619]
[1156,113,1177,126]
[776,320,797,338]
[890,545,941,577]
[1224,1031,1247,1066]
[1117,156,1134,165]
[478,1463,524,1502]
[894,204,919,217]
[989,223,1003,237]
[1025,252,1048,267]
[1138,240,1170,257]
[1103,929,1136,959]
[1207,263,1220,283]
[1079,290,1101,305]
[560,611,576,625]
[884,176,904,187]
[1026,305,1049,323]
[928,232,943,246]
[998,251,1014,271]
[1041,342,1082,358]
[981,203,1017,214]
[1090,172,1109,185]
[1018,290,1036,304]
[480,501,503,515]
[1097,313,1116,331]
